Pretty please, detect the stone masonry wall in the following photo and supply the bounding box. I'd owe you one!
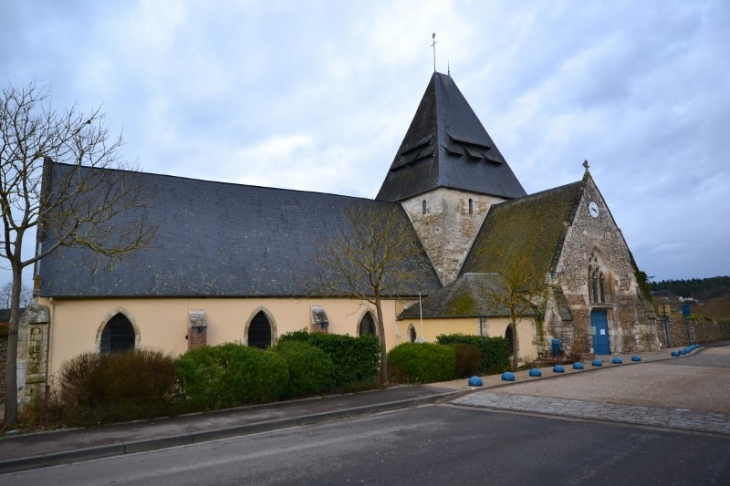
[401,188,505,286]
[552,177,658,354]
[656,318,730,348]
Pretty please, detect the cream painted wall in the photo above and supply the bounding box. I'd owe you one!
[396,316,538,361]
[39,297,407,378]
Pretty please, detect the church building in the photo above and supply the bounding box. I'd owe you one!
[18,72,658,405]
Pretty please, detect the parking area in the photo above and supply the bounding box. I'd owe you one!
[452,345,730,434]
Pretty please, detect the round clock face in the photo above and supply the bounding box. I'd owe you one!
[589,201,599,218]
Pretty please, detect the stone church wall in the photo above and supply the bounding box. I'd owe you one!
[552,178,658,354]
[401,188,504,285]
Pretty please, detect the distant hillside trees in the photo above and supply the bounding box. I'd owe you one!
[650,276,730,301]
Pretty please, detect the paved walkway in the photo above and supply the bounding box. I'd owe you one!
[0,385,456,474]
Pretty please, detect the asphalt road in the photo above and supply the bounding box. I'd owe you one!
[2,405,729,486]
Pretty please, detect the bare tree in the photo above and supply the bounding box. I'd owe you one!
[0,81,156,424]
[480,253,551,371]
[311,203,433,383]
[0,282,32,309]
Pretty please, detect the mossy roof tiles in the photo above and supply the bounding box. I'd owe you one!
[399,273,517,319]
[460,180,586,278]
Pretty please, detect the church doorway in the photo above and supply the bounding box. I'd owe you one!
[591,310,610,354]
[248,311,272,349]
[505,324,515,355]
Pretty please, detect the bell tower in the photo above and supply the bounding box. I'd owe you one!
[376,73,526,285]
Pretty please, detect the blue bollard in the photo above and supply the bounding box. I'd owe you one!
[573,362,585,370]
[591,359,603,367]
[631,355,642,362]
[528,368,542,377]
[612,357,623,364]
[468,376,483,387]
[553,365,565,373]
[671,351,680,357]
[501,371,515,382]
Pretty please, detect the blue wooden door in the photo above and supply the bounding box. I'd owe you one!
[591,310,610,355]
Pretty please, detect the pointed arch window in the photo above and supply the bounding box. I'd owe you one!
[359,312,377,336]
[589,266,607,304]
[248,311,272,349]
[100,313,136,354]
[408,324,417,343]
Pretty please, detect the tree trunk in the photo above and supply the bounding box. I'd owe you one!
[375,296,388,384]
[511,318,520,371]
[4,269,23,425]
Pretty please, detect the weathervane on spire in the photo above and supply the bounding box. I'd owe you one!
[431,33,438,72]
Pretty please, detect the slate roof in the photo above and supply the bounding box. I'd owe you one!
[376,72,526,202]
[460,179,586,278]
[38,163,442,298]
[398,273,526,319]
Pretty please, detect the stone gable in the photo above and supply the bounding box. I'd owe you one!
[551,175,658,354]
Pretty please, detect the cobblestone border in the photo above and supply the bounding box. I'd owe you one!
[453,392,730,436]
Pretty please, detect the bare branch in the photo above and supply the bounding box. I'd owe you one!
[308,203,433,383]
[0,80,156,424]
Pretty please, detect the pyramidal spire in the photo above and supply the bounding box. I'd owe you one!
[376,73,526,202]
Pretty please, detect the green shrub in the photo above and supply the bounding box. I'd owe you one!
[278,330,379,387]
[176,342,289,410]
[386,343,456,384]
[55,348,178,424]
[273,341,334,397]
[436,334,510,372]
[450,343,481,378]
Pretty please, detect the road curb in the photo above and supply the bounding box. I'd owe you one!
[0,391,458,475]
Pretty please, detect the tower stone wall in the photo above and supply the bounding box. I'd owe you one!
[401,188,505,286]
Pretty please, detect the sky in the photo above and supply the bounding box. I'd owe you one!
[1,0,729,285]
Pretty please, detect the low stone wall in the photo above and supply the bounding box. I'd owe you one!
[656,318,730,348]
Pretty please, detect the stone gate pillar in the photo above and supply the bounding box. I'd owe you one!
[16,304,51,407]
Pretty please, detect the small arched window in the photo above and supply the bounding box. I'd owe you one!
[359,312,377,336]
[422,199,427,215]
[248,311,272,349]
[468,199,473,214]
[100,313,136,354]
[408,325,417,343]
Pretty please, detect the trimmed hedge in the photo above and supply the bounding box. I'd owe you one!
[272,341,334,397]
[175,342,289,410]
[387,343,456,384]
[278,330,380,387]
[449,343,481,378]
[436,334,510,372]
